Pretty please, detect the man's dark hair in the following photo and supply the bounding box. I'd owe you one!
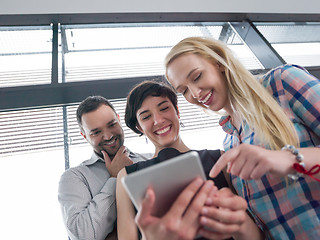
[125,80,178,135]
[76,96,116,131]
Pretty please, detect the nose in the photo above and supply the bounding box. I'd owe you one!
[153,112,165,126]
[102,129,113,141]
[189,85,201,100]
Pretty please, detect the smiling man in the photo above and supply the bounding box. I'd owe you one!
[58,96,150,240]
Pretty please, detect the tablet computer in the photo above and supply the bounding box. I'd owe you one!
[121,151,206,217]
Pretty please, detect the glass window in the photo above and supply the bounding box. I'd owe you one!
[0,107,66,239]
[0,148,67,239]
[255,22,320,67]
[0,26,52,87]
[60,22,263,83]
[0,107,64,155]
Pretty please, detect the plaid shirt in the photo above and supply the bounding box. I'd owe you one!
[220,64,320,239]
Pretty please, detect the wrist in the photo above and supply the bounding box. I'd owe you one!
[281,145,320,182]
[281,145,305,181]
[233,214,264,240]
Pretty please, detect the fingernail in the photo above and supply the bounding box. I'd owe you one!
[201,207,208,215]
[200,216,208,224]
[227,162,231,173]
[205,180,214,189]
[211,186,218,194]
[195,178,203,186]
[145,189,151,199]
[205,198,213,205]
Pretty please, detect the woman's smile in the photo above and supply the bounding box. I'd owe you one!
[154,125,172,136]
[199,90,213,106]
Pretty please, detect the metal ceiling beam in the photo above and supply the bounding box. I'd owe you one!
[230,20,286,69]
[0,13,320,27]
[2,66,318,112]
[0,76,163,112]
[307,67,320,80]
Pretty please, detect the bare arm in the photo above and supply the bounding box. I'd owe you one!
[116,168,139,240]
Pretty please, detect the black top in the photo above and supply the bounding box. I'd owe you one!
[125,148,231,240]
[126,148,229,189]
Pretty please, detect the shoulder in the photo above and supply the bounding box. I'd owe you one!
[261,64,315,88]
[126,157,157,174]
[196,149,221,171]
[59,165,89,182]
[129,151,153,162]
[197,149,221,160]
[265,64,309,78]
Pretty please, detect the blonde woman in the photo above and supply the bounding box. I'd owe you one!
[163,37,320,239]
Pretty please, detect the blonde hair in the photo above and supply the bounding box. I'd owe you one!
[165,37,299,150]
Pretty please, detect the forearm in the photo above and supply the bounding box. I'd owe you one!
[298,147,320,179]
[117,169,139,240]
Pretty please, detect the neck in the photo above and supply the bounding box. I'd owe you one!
[224,103,242,131]
[153,138,190,158]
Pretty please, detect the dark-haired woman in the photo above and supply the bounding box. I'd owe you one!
[116,81,263,240]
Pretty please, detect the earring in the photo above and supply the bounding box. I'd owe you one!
[180,121,185,128]
[145,136,148,144]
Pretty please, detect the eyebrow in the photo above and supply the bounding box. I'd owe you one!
[176,68,198,91]
[138,100,169,117]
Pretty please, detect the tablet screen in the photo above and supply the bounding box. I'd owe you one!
[121,151,206,217]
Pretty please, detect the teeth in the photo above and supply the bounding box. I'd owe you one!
[156,126,170,135]
[200,91,212,104]
[104,139,116,145]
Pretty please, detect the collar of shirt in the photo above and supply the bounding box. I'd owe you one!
[219,115,237,135]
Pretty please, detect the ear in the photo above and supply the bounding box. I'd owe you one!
[136,123,144,134]
[217,62,225,73]
[117,114,120,121]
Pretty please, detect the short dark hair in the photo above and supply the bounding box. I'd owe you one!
[125,80,178,135]
[76,96,116,131]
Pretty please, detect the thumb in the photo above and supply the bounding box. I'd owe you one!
[101,150,111,167]
[135,187,156,228]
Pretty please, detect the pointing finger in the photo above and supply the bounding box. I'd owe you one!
[209,148,239,178]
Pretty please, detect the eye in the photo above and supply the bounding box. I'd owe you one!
[142,115,151,121]
[194,72,202,81]
[160,106,169,111]
[182,88,188,95]
[91,130,101,136]
[109,122,117,127]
